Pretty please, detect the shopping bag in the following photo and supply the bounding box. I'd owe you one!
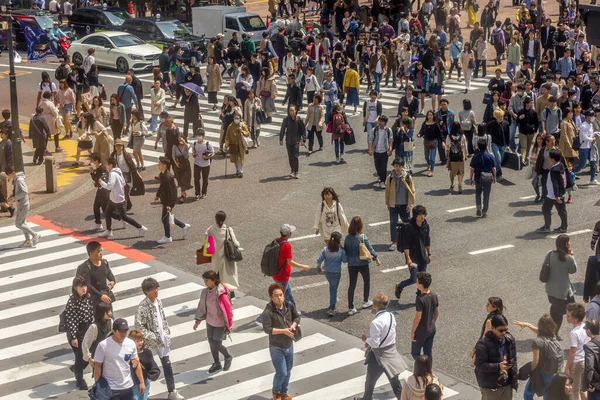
[203,235,215,256]
[196,247,212,265]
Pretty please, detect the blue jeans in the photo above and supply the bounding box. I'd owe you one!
[389,205,410,242]
[532,174,540,197]
[325,102,332,123]
[397,262,428,291]
[366,122,377,136]
[325,271,341,310]
[506,62,517,81]
[492,143,505,178]
[526,56,536,71]
[509,121,518,152]
[270,345,294,394]
[424,140,437,171]
[373,72,382,93]
[334,138,345,158]
[411,331,435,364]
[524,371,553,400]
[150,114,159,132]
[575,148,597,181]
[132,377,150,400]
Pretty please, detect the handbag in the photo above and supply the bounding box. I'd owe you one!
[344,128,356,145]
[424,140,436,149]
[468,59,476,69]
[196,247,212,265]
[101,289,117,303]
[259,89,271,98]
[480,171,494,184]
[224,227,243,262]
[344,87,350,94]
[482,92,492,104]
[539,251,552,283]
[88,375,113,400]
[359,234,373,260]
[256,109,267,125]
[58,310,67,332]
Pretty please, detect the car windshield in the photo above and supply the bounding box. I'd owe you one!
[110,34,145,47]
[34,15,56,30]
[104,10,130,25]
[238,16,266,32]
[156,20,191,39]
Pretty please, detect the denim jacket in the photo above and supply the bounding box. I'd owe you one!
[344,234,377,267]
[317,247,348,273]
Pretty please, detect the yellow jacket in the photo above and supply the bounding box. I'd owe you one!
[343,69,360,91]
[384,172,416,207]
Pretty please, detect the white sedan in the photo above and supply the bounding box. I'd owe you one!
[68,31,162,74]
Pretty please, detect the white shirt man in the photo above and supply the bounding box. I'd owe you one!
[63,0,73,15]
[48,0,58,13]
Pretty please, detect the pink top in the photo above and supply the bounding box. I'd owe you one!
[205,287,223,327]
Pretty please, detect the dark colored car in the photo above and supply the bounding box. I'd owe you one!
[68,7,131,38]
[121,16,206,62]
[0,10,75,51]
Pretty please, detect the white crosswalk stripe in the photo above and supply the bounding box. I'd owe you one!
[0,222,468,399]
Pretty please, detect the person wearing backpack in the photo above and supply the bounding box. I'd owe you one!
[82,302,113,372]
[513,315,564,400]
[445,122,468,194]
[55,57,71,83]
[313,186,349,244]
[538,149,569,233]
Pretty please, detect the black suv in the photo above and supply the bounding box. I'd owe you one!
[0,10,75,51]
[121,16,206,63]
[69,7,131,38]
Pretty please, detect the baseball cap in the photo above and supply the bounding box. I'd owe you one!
[280,224,296,235]
[113,318,129,331]
[114,139,124,147]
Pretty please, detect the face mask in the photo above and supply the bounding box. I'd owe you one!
[234,118,241,124]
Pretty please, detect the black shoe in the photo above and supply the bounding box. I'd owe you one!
[208,362,222,373]
[76,379,88,390]
[8,207,14,217]
[534,195,542,203]
[537,226,551,233]
[476,209,482,217]
[223,356,233,371]
[553,226,568,233]
[482,212,488,218]
[394,284,402,299]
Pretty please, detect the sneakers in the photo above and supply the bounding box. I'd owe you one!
[534,195,542,203]
[362,300,373,309]
[21,240,34,248]
[482,212,488,218]
[567,197,572,203]
[289,172,295,178]
[195,195,201,200]
[327,309,336,316]
[348,308,358,316]
[157,236,173,244]
[476,209,482,217]
[388,243,397,251]
[75,379,88,391]
[32,233,41,247]
[208,362,222,373]
[91,223,103,231]
[537,226,551,233]
[167,390,185,400]
[98,230,113,239]
[553,226,568,233]
[293,172,299,179]
[379,181,386,188]
[223,356,233,371]
[138,226,148,237]
[122,220,128,229]
[458,184,463,194]
[7,206,14,217]
[590,180,600,185]
[336,157,340,163]
[182,224,191,239]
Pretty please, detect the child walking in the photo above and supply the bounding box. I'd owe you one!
[317,231,347,316]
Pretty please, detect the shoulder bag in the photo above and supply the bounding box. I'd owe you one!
[364,313,393,364]
[539,251,552,283]
[224,227,243,262]
[359,234,373,260]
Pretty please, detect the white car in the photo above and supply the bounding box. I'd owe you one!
[68,31,162,73]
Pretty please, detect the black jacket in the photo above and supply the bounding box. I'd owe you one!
[398,96,419,118]
[279,116,306,145]
[548,162,566,199]
[402,218,430,264]
[159,51,170,73]
[488,77,505,94]
[262,300,301,348]
[584,337,600,390]
[584,256,600,302]
[487,119,510,147]
[474,331,518,390]
[90,165,109,190]
[534,67,550,89]
[517,108,539,135]
[541,25,556,48]
[181,93,200,120]
[283,84,302,108]
[157,170,178,207]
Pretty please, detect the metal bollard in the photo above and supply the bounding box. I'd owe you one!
[45,156,57,193]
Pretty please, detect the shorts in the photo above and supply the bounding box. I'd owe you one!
[519,133,534,153]
[448,161,465,177]
[429,84,443,95]
[78,140,93,150]
[59,104,73,115]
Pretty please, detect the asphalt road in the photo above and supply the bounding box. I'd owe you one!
[2,57,600,393]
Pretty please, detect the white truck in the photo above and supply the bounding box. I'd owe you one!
[192,6,268,44]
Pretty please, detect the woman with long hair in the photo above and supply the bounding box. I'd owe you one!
[37,70,57,107]
[402,355,441,399]
[460,42,475,93]
[90,96,108,127]
[149,80,166,133]
[397,42,412,90]
[87,112,111,166]
[81,302,112,369]
[129,110,148,171]
[445,121,468,193]
[482,91,500,123]
[417,110,444,177]
[206,211,241,294]
[72,112,94,167]
[57,79,76,138]
[256,67,277,121]
[342,61,361,113]
[108,93,126,140]
[317,231,348,316]
[243,90,263,147]
[343,216,380,316]
[235,65,254,111]
[470,297,505,363]
[459,99,477,156]
[513,314,563,399]
[411,61,430,112]
[224,110,250,177]
[313,186,350,244]
[501,81,514,104]
[193,270,234,374]
[64,276,93,390]
[529,133,545,202]
[546,373,572,400]
[172,135,193,203]
[429,61,445,111]
[206,56,223,111]
[558,107,579,165]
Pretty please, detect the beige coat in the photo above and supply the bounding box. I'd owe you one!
[225,122,250,164]
[39,98,58,137]
[400,375,441,400]
[256,76,278,99]
[559,118,579,160]
[243,97,262,129]
[384,171,416,207]
[91,121,111,165]
[206,63,223,92]
[150,87,166,115]
[206,224,240,289]
[305,103,325,131]
[461,50,474,70]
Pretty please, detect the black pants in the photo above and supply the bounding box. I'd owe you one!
[110,387,133,400]
[307,90,315,104]
[105,200,142,231]
[448,58,461,78]
[374,152,389,184]
[125,107,133,131]
[162,71,170,84]
[307,128,323,151]
[548,295,573,335]
[69,336,85,381]
[93,189,119,225]
[542,196,568,230]
[182,117,198,140]
[54,133,60,149]
[111,119,124,140]
[286,143,300,173]
[437,133,448,164]
[464,129,474,155]
[159,355,176,393]
[348,265,370,309]
[361,354,403,400]
[474,60,487,78]
[207,324,231,363]
[33,147,45,164]
[193,164,210,196]
[161,204,185,238]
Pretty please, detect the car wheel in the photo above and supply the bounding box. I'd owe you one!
[72,52,83,65]
[116,57,129,74]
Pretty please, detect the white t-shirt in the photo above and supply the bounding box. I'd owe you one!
[39,81,57,95]
[366,100,378,123]
[570,323,590,363]
[94,336,138,390]
[193,141,213,167]
[152,300,170,358]
[83,55,95,75]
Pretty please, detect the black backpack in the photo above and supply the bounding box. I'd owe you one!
[261,239,287,276]
[55,63,68,81]
[449,135,464,162]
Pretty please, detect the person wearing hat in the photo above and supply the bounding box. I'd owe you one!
[155,156,190,244]
[48,21,67,56]
[93,318,145,399]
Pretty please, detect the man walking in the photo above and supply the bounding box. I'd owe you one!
[128,70,145,120]
[155,157,190,244]
[262,283,301,400]
[584,319,600,399]
[354,293,406,400]
[279,106,306,179]
[368,115,393,188]
[538,149,568,233]
[75,241,116,308]
[6,165,41,247]
[134,277,185,400]
[93,318,145,399]
[474,314,518,399]
[469,140,497,218]
[410,272,439,363]
[385,158,415,251]
[117,75,138,129]
[98,157,147,240]
[395,205,431,299]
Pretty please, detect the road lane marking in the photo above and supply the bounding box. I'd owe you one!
[446,206,476,213]
[548,229,592,239]
[288,233,320,242]
[381,265,408,273]
[468,245,515,255]
[294,281,329,290]
[368,220,389,227]
[520,195,537,200]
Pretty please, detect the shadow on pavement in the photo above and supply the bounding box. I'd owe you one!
[446,215,479,223]
[513,210,542,218]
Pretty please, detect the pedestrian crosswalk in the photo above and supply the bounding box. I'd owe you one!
[0,219,475,399]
